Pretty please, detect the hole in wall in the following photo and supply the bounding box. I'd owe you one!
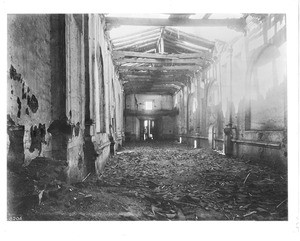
[9,65,22,82]
[29,124,46,155]
[17,97,21,118]
[27,95,39,113]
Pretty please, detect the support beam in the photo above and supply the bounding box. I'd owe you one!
[121,76,189,82]
[112,27,160,42]
[202,14,212,19]
[119,72,190,79]
[164,38,210,54]
[113,50,212,60]
[164,27,215,49]
[124,81,186,88]
[113,32,160,47]
[116,57,206,65]
[114,36,159,50]
[106,17,246,32]
[118,65,201,71]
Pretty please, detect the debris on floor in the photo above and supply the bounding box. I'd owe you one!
[7,141,287,221]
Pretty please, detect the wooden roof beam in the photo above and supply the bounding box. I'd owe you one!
[122,78,188,84]
[111,27,160,42]
[164,27,215,49]
[116,57,206,65]
[114,36,158,50]
[164,38,211,54]
[164,40,197,54]
[202,14,212,19]
[118,65,201,71]
[113,32,160,47]
[113,50,212,60]
[106,17,247,32]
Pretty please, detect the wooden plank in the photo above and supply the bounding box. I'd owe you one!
[121,44,157,53]
[112,27,160,42]
[118,70,194,76]
[120,75,189,81]
[164,44,185,54]
[118,65,201,71]
[164,38,210,53]
[113,32,160,47]
[122,79,188,85]
[124,81,186,87]
[119,73,189,79]
[114,36,158,50]
[202,14,212,19]
[116,57,206,65]
[164,27,215,49]
[106,17,246,28]
[113,50,212,60]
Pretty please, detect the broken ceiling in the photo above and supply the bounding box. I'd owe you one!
[105,13,247,95]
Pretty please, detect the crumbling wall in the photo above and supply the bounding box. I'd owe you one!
[64,14,87,182]
[7,14,124,184]
[7,14,55,164]
[86,14,124,178]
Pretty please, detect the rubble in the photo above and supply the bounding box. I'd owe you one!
[7,141,287,221]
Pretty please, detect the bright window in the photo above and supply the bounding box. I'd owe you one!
[145,101,153,110]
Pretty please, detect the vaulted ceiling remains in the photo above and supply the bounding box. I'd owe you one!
[105,13,246,95]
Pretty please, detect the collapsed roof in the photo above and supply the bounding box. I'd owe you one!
[105,13,248,95]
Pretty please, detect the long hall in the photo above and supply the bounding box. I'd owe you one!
[7,13,289,221]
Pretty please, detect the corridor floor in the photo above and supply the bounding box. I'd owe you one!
[11,141,287,221]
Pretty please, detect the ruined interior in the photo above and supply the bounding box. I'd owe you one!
[7,13,287,221]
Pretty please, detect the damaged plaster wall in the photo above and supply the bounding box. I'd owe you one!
[175,14,287,169]
[7,14,58,165]
[87,14,124,178]
[64,14,86,183]
[7,14,124,183]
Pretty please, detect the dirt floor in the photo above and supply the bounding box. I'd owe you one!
[7,141,287,221]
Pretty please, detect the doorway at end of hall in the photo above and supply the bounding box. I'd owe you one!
[143,119,157,141]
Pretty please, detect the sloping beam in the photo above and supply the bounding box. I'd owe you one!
[112,27,160,42]
[106,17,246,30]
[164,27,215,49]
[113,32,160,47]
[113,50,212,60]
[114,36,158,50]
[121,43,157,53]
[116,57,206,65]
[202,14,212,19]
[163,38,210,54]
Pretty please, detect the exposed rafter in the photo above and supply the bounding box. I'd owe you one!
[113,50,212,60]
[111,27,159,42]
[118,65,201,71]
[113,32,160,47]
[164,27,215,49]
[116,57,206,65]
[106,17,247,32]
[114,37,158,51]
[202,13,212,19]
